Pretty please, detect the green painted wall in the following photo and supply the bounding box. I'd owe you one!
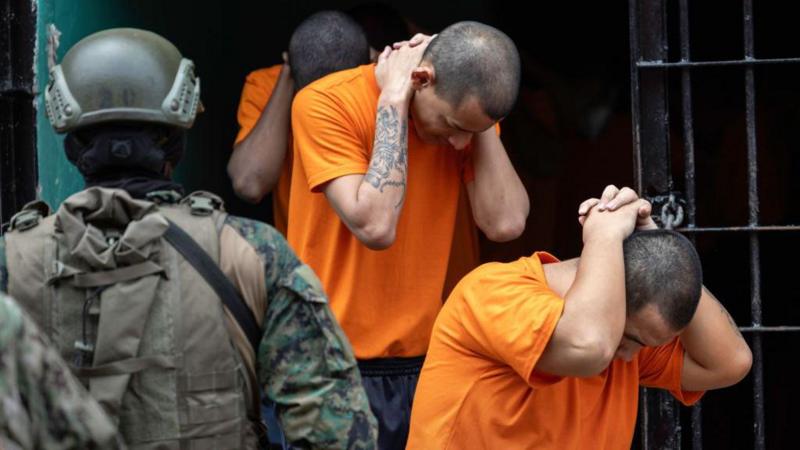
[35,0,133,208]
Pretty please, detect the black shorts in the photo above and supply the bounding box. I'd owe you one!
[358,356,425,450]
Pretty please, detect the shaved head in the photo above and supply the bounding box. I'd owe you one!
[624,230,703,331]
[289,11,370,90]
[422,21,521,120]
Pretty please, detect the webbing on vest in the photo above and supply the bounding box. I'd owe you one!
[162,220,261,352]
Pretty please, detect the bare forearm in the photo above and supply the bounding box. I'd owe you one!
[538,236,626,376]
[470,130,529,241]
[563,236,627,348]
[329,41,427,249]
[349,96,409,246]
[228,67,294,202]
[537,200,649,377]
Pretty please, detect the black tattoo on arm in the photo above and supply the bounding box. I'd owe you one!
[364,105,408,208]
[714,297,745,341]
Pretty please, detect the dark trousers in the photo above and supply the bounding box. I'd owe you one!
[358,356,425,450]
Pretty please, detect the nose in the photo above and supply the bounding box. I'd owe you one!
[447,131,473,150]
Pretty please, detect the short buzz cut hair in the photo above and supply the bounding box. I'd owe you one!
[623,230,704,331]
[288,11,370,90]
[421,21,521,121]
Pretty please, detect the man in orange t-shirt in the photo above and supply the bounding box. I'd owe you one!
[407,190,753,450]
[228,12,370,448]
[289,22,530,449]
[228,11,370,234]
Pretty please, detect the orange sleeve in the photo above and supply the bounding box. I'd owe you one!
[234,66,281,146]
[459,269,564,388]
[638,337,705,406]
[291,87,369,192]
[461,122,502,184]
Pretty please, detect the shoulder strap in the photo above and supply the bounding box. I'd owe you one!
[162,219,261,352]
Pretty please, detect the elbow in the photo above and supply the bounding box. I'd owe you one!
[702,343,753,389]
[227,143,277,204]
[566,335,617,377]
[482,214,527,242]
[723,344,753,387]
[228,163,272,204]
[352,220,397,250]
[230,174,268,204]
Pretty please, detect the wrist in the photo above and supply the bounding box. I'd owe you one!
[583,229,626,246]
[378,89,411,108]
[279,64,293,83]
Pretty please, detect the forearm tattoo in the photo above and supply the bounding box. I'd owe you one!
[364,105,408,208]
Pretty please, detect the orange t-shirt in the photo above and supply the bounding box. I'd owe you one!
[289,64,475,358]
[234,64,292,235]
[407,252,704,450]
[441,185,479,300]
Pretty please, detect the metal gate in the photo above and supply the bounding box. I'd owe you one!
[629,0,800,448]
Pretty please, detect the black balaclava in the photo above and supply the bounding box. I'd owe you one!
[64,123,185,199]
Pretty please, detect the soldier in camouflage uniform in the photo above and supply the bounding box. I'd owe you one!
[0,293,122,449]
[0,28,377,449]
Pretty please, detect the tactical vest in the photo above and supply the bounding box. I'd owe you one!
[4,187,260,449]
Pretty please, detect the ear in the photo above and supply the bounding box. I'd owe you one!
[411,63,435,91]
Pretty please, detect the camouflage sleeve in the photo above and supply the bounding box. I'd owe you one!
[0,294,123,449]
[225,216,378,450]
[0,236,8,292]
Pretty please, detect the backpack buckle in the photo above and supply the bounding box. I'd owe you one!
[73,340,95,368]
[146,190,182,204]
[189,196,216,216]
[183,191,224,216]
[7,200,51,232]
[9,209,41,231]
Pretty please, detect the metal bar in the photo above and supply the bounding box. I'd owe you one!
[649,391,681,449]
[628,2,647,447]
[676,225,800,233]
[691,403,703,450]
[742,1,765,449]
[740,326,800,332]
[637,56,800,69]
[629,0,644,194]
[678,2,701,448]
[752,333,765,448]
[679,0,698,244]
[637,0,672,198]
[0,0,8,88]
[635,2,681,447]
